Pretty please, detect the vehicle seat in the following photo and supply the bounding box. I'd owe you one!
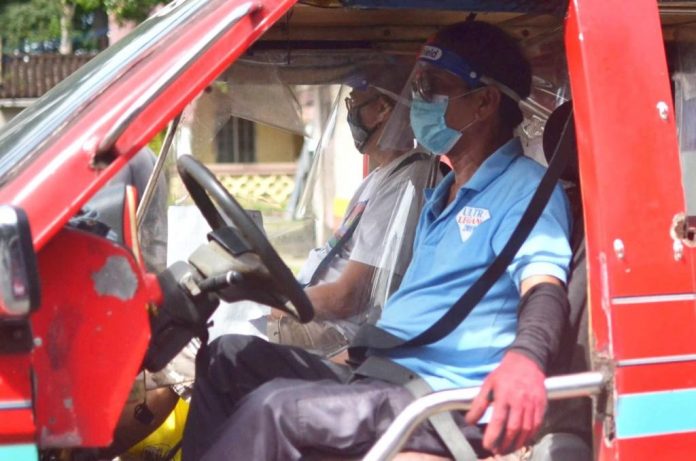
[530,100,593,461]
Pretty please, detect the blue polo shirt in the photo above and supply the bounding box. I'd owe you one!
[374,138,572,391]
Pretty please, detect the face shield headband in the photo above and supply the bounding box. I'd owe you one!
[417,45,522,104]
[377,45,527,153]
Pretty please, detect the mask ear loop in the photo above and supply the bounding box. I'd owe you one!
[455,113,480,134]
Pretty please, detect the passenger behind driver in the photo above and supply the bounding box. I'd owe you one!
[268,67,439,358]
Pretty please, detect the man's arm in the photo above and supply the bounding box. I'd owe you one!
[305,260,375,320]
[303,158,428,320]
[466,275,569,455]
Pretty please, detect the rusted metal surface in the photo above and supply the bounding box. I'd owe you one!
[32,228,150,447]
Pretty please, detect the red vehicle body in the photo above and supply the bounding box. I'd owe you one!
[0,0,694,459]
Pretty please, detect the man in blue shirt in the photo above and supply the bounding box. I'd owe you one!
[182,21,572,461]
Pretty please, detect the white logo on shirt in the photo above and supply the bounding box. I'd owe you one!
[456,206,491,242]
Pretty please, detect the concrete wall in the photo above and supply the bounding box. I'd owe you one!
[0,107,25,127]
[255,124,302,163]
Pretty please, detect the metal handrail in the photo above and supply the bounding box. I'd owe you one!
[136,113,181,228]
[364,371,608,461]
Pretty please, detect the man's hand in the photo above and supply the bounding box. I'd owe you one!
[465,350,547,455]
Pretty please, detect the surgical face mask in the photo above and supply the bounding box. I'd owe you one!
[409,89,482,155]
[346,96,380,153]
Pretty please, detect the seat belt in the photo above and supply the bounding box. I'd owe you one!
[354,356,479,461]
[305,151,432,287]
[306,213,363,287]
[348,113,574,360]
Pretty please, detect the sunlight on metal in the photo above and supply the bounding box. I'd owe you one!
[136,113,181,228]
[363,371,608,461]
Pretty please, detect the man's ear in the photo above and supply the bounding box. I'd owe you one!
[477,86,502,121]
[374,96,394,124]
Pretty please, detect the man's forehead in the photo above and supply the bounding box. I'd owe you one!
[349,86,378,99]
[415,62,467,85]
[417,44,482,89]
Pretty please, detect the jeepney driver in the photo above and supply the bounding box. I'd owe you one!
[182,21,572,460]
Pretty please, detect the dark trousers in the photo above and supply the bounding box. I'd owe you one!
[181,334,484,460]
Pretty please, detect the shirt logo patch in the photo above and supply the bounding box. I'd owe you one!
[456,206,491,242]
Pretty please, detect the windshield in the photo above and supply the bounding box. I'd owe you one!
[0,0,211,186]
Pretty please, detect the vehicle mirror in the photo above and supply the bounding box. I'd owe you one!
[0,206,40,317]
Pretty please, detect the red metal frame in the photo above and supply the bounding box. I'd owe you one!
[0,0,694,455]
[0,0,298,253]
[0,0,299,449]
[31,228,151,447]
[566,0,696,458]
[0,356,34,445]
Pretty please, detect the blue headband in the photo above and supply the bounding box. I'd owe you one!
[418,44,523,103]
[418,45,482,88]
[344,73,369,90]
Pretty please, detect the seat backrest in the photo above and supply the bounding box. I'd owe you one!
[536,101,593,451]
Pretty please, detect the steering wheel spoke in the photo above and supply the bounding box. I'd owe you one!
[177,155,314,323]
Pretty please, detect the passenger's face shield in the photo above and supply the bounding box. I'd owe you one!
[359,152,441,325]
[296,85,364,222]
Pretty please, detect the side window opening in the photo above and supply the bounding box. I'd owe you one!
[672,37,696,245]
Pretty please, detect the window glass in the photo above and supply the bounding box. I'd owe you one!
[673,39,696,219]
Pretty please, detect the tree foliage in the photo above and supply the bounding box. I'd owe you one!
[104,0,164,22]
[0,0,165,52]
[0,0,62,49]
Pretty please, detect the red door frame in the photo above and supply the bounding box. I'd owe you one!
[0,0,300,449]
[567,0,696,458]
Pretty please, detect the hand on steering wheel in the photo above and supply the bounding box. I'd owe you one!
[177,154,314,323]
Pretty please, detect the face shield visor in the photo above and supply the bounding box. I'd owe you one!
[361,164,440,324]
[378,45,548,154]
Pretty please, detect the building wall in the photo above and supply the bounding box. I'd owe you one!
[255,124,303,163]
[0,107,23,126]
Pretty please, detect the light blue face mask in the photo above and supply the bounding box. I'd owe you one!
[410,90,482,155]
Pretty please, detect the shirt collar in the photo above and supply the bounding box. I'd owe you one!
[463,138,522,192]
[424,137,522,202]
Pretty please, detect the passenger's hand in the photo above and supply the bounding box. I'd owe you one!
[465,350,546,455]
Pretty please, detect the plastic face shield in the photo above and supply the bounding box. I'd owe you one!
[378,45,550,153]
[379,45,486,155]
[362,156,441,324]
[379,46,504,152]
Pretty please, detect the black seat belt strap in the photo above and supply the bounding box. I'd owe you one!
[348,113,574,360]
[306,213,362,287]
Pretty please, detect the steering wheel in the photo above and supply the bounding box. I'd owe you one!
[177,154,314,323]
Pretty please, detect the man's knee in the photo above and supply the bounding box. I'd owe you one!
[249,380,298,412]
[204,334,263,391]
[209,333,261,358]
[236,379,301,436]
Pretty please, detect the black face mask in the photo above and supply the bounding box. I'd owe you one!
[346,96,380,153]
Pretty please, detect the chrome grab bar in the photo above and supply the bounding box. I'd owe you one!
[364,371,608,461]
